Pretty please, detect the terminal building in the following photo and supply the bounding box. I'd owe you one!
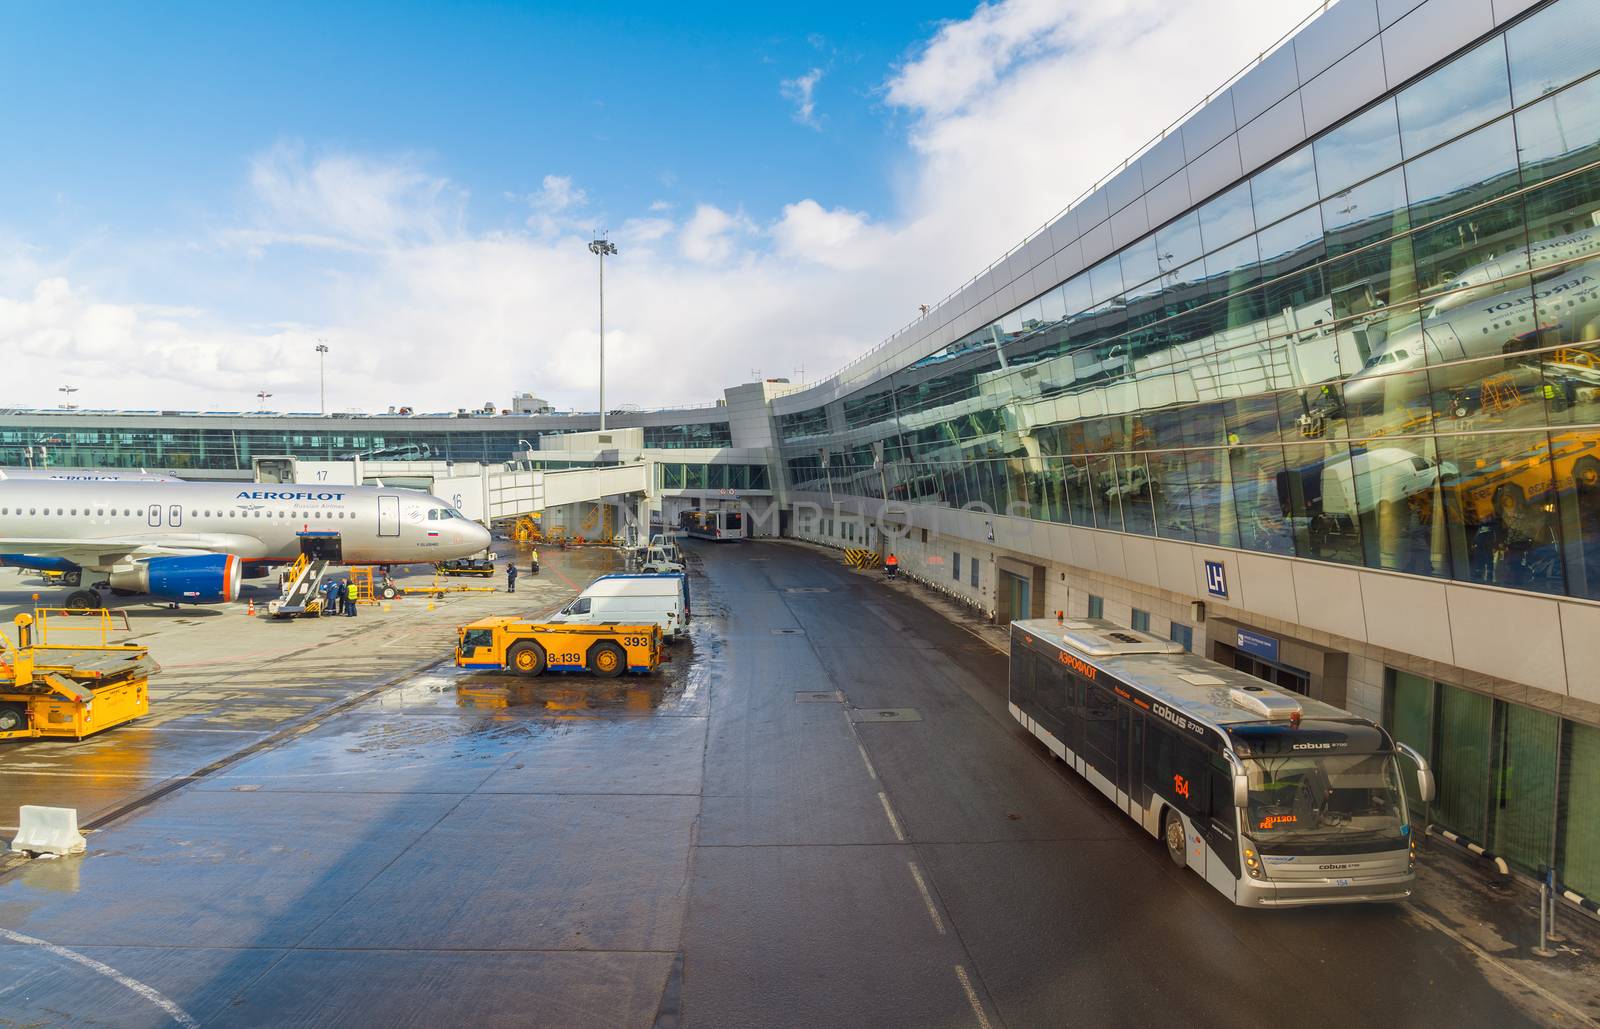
[3,0,1597,900]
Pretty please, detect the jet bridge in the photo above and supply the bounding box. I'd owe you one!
[252,456,651,540]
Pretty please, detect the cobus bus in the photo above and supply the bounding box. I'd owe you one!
[1009,617,1436,907]
[678,509,746,541]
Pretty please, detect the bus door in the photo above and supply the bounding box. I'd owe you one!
[1124,707,1145,820]
[1115,702,1132,811]
[1203,756,1243,896]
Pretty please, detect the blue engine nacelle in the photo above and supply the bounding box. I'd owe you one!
[108,554,242,604]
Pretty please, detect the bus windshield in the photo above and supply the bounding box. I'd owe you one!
[1244,752,1406,850]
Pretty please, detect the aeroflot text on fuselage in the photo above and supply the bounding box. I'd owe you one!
[235,490,349,501]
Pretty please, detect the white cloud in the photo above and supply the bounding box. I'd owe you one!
[244,140,465,250]
[1,0,1315,413]
[679,204,754,264]
[780,67,824,129]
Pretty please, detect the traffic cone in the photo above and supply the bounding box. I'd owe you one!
[246,598,256,616]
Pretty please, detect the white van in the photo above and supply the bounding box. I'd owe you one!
[548,574,688,640]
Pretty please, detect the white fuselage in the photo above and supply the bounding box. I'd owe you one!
[1342,260,1600,410]
[0,480,490,572]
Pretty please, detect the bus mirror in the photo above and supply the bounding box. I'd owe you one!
[1396,741,1435,803]
[1233,773,1249,809]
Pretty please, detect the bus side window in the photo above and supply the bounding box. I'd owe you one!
[1206,757,1233,819]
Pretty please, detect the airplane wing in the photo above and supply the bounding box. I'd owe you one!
[0,534,267,571]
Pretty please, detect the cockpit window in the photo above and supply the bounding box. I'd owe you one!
[427,510,438,520]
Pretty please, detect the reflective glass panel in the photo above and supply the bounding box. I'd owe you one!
[1252,145,1320,228]
[1397,37,1511,159]
[1404,117,1521,226]
[1515,73,1600,187]
[1314,100,1403,197]
[1199,180,1256,251]
[1506,0,1600,108]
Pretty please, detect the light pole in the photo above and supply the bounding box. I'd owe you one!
[588,235,618,431]
[256,391,273,411]
[57,385,78,410]
[315,341,330,415]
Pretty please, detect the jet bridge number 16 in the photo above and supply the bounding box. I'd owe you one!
[455,617,663,677]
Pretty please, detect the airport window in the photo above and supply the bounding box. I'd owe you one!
[1087,595,1104,619]
[1385,669,1598,894]
[970,558,978,588]
[952,552,961,581]
[1169,623,1194,652]
[1131,609,1150,632]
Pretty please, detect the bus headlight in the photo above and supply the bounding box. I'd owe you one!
[1244,845,1263,879]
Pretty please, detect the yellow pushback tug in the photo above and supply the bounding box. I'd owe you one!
[0,611,155,742]
[456,618,664,677]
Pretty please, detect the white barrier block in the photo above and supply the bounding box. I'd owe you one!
[11,805,87,856]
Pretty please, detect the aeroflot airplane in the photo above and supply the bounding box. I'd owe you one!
[1341,258,1600,411]
[1427,226,1600,316]
[0,480,490,608]
[0,467,179,482]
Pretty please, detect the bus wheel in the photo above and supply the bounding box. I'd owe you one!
[588,641,626,678]
[1163,810,1188,869]
[507,642,546,676]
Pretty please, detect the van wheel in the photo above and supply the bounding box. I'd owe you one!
[1163,810,1188,869]
[0,704,25,734]
[588,641,626,678]
[507,642,546,676]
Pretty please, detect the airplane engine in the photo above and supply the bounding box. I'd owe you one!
[109,554,241,604]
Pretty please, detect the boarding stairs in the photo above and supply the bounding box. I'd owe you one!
[268,554,332,618]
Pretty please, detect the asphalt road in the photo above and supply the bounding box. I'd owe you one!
[0,540,1565,1027]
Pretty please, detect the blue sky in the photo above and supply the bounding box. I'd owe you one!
[1,0,1310,412]
[2,2,967,255]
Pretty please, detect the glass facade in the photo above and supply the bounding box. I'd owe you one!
[643,422,733,449]
[1385,669,1597,896]
[1,419,734,471]
[778,0,1600,601]
[654,463,771,491]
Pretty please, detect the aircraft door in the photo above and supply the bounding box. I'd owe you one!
[147,504,162,527]
[377,495,400,537]
[169,505,183,527]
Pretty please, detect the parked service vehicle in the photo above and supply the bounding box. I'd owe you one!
[547,574,690,640]
[455,618,662,677]
[438,556,496,578]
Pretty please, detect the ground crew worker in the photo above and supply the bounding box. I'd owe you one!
[530,548,540,574]
[506,561,518,594]
[345,579,358,617]
[885,552,899,579]
[322,579,339,616]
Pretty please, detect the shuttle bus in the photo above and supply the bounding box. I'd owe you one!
[1009,617,1435,907]
[678,509,746,541]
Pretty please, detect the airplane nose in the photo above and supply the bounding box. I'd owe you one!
[467,521,491,552]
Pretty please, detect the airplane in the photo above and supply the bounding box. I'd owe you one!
[0,480,491,609]
[1426,224,1600,317]
[1340,259,1600,413]
[0,467,180,482]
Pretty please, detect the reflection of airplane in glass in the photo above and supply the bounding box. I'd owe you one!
[1427,223,1600,316]
[1341,259,1600,412]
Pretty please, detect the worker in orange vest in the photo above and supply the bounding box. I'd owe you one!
[885,552,899,579]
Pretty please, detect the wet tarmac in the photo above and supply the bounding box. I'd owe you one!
[0,541,1587,1026]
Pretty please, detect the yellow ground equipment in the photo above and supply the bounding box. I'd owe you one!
[0,611,156,742]
[511,514,542,543]
[455,618,664,677]
[436,557,496,578]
